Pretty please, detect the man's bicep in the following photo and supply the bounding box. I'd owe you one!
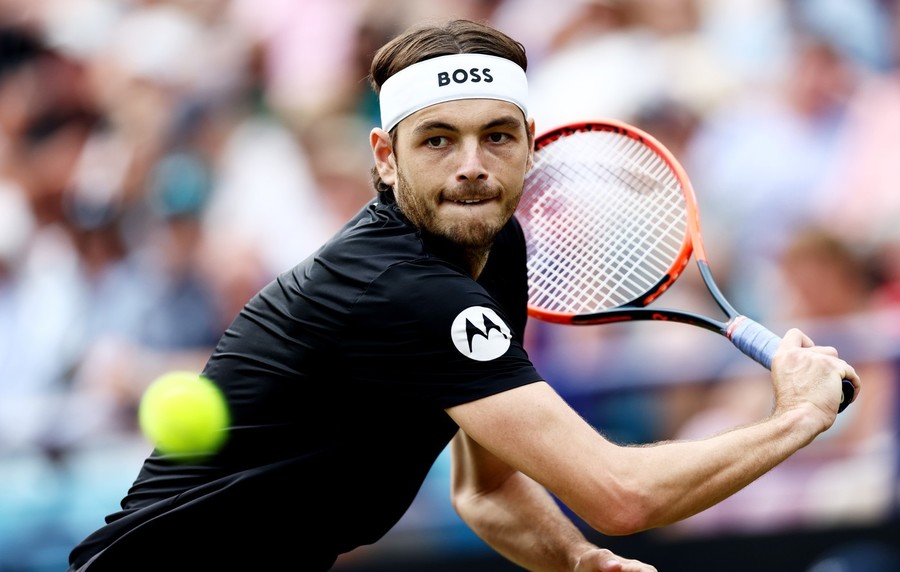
[446,381,615,498]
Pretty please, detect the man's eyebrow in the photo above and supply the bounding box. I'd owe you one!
[483,115,524,131]
[411,115,524,136]
[412,120,458,136]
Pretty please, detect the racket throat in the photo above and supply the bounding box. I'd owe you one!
[697,260,739,318]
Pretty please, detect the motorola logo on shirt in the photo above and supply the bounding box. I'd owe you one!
[451,306,511,361]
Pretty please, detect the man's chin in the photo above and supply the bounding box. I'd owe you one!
[443,220,505,249]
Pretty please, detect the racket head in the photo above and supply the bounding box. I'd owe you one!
[517,119,702,324]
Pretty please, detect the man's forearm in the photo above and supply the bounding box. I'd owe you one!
[454,469,596,572]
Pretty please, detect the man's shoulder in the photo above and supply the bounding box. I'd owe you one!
[326,199,423,261]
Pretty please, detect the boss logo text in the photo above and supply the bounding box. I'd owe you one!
[437,67,494,86]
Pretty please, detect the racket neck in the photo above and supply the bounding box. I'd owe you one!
[697,260,739,319]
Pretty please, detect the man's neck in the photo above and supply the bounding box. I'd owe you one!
[465,247,491,279]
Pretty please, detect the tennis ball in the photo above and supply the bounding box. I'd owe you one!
[138,371,230,461]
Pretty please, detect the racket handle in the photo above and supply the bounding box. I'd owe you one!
[728,316,854,413]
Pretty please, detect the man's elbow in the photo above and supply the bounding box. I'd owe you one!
[576,489,661,536]
[450,483,479,522]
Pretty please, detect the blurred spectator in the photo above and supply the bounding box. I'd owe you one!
[0,23,108,453]
[683,28,861,319]
[774,227,877,320]
[870,235,900,311]
[527,0,736,130]
[814,0,900,250]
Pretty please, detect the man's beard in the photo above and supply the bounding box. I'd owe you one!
[394,169,516,250]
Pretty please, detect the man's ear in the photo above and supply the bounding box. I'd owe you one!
[370,128,397,188]
[525,118,536,172]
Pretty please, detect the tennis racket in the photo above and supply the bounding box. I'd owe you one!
[517,119,854,413]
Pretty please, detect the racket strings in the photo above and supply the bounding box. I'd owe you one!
[521,130,688,315]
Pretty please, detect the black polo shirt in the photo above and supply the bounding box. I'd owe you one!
[69,197,542,571]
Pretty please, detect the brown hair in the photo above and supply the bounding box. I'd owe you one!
[368,19,528,194]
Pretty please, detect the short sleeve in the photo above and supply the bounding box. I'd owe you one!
[342,260,542,409]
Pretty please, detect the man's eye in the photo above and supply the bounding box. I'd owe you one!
[488,133,510,143]
[426,136,447,147]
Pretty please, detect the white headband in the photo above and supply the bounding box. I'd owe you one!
[378,53,529,131]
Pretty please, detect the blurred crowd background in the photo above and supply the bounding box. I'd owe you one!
[0,0,898,570]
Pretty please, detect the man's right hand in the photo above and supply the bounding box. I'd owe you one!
[771,328,860,424]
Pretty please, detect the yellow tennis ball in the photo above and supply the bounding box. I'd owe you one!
[138,371,230,461]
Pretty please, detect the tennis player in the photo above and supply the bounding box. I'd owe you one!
[68,19,858,572]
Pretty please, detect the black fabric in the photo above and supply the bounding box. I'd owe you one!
[69,198,541,570]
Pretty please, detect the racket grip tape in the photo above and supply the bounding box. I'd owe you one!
[727,316,854,413]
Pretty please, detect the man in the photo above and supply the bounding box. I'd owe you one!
[68,19,858,572]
